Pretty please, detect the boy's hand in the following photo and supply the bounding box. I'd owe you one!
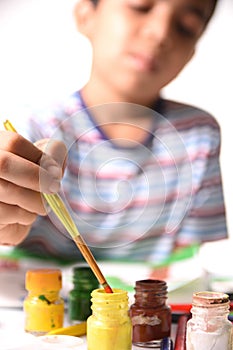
[0,131,67,245]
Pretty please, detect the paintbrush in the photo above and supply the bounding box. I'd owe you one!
[174,314,190,350]
[3,119,113,293]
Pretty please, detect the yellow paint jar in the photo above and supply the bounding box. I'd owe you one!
[24,268,64,336]
[87,288,132,350]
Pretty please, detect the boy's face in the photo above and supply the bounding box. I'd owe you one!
[77,0,215,105]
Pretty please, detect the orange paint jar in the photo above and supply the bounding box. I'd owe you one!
[24,268,64,336]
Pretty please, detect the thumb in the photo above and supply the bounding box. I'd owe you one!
[34,138,67,174]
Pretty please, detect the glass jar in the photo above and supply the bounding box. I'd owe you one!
[186,291,233,350]
[129,279,171,347]
[87,288,132,350]
[24,268,64,336]
[68,265,99,323]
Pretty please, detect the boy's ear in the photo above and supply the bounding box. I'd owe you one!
[73,0,95,37]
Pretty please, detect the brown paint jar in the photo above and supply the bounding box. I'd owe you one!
[129,279,171,347]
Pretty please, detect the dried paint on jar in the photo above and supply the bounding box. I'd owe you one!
[186,291,233,350]
[87,288,132,350]
[129,279,171,347]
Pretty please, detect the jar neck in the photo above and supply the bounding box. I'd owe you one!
[72,267,99,290]
[191,292,230,321]
[134,279,168,307]
[91,288,129,320]
[191,304,230,320]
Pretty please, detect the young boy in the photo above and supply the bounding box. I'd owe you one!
[0,0,227,263]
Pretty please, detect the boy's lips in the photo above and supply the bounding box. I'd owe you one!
[128,52,159,72]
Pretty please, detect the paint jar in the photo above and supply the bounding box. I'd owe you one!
[68,265,99,323]
[87,288,132,350]
[24,268,64,336]
[186,291,232,350]
[129,279,171,347]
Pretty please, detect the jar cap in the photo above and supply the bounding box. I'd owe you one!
[192,291,229,307]
[25,269,62,291]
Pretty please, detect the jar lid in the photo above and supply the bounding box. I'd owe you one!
[25,269,62,291]
[192,291,229,307]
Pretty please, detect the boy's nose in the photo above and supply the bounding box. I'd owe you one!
[142,5,173,49]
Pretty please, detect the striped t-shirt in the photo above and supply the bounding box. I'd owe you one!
[17,91,228,263]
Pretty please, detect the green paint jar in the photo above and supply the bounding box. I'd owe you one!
[68,265,99,323]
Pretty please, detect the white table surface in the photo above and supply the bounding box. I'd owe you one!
[0,307,179,350]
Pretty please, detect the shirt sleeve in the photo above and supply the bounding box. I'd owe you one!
[175,119,228,246]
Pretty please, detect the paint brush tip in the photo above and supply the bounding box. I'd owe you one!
[103,284,114,293]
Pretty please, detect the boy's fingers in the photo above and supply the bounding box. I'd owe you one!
[34,138,67,172]
[0,131,43,164]
[0,202,38,225]
[0,132,64,178]
[0,179,48,215]
[0,150,61,194]
[0,224,31,246]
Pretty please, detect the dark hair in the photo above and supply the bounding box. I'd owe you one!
[208,0,219,20]
[89,0,218,22]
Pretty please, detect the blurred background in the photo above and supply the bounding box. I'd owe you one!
[0,0,232,239]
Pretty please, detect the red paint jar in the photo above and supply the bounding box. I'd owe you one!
[129,279,171,347]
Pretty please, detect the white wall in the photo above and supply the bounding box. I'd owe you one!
[163,0,233,237]
[0,0,232,235]
[0,0,91,111]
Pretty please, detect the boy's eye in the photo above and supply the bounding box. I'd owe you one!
[176,23,199,39]
[176,15,205,39]
[128,0,153,13]
[131,5,151,12]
